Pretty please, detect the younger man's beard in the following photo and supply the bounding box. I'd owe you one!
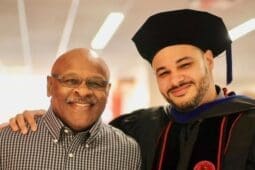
[165,69,210,112]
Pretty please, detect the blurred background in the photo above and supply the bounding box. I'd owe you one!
[1,0,255,123]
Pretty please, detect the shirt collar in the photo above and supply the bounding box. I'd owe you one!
[215,85,225,99]
[43,106,103,142]
[43,107,64,140]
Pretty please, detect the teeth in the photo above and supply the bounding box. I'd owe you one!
[74,103,90,107]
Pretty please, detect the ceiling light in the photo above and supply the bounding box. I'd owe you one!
[91,12,124,50]
[229,18,255,41]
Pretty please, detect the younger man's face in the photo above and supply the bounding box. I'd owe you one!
[152,44,214,111]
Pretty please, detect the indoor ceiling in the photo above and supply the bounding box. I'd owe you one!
[0,0,255,88]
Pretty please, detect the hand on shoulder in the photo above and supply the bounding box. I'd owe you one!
[8,109,46,134]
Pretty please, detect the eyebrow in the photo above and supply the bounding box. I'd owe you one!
[155,56,192,74]
[60,73,107,81]
[155,67,166,74]
[176,56,192,63]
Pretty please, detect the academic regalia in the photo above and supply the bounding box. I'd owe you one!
[110,9,255,170]
[110,87,255,170]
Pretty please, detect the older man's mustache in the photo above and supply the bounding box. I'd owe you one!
[65,97,96,105]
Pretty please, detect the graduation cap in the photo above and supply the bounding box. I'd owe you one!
[132,9,233,84]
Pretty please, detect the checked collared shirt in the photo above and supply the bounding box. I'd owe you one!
[0,108,141,170]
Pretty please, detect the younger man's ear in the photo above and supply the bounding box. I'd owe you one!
[204,49,214,69]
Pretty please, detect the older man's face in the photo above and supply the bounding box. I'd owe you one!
[47,49,110,131]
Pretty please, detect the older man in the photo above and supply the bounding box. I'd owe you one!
[0,48,141,170]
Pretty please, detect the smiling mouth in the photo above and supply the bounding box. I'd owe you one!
[65,97,97,108]
[170,84,191,97]
[67,102,96,111]
[66,101,95,108]
[73,103,91,107]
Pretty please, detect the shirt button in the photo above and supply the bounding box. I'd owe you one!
[85,144,89,148]
[64,129,69,134]
[53,139,58,143]
[68,153,74,158]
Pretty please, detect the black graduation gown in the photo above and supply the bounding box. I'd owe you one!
[110,96,255,170]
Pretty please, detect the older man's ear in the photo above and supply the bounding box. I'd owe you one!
[47,76,53,97]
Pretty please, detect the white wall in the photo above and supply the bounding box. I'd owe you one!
[0,73,49,123]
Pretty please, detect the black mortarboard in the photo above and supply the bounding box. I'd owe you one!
[132,9,233,84]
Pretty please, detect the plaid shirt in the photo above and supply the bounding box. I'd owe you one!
[0,108,141,170]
